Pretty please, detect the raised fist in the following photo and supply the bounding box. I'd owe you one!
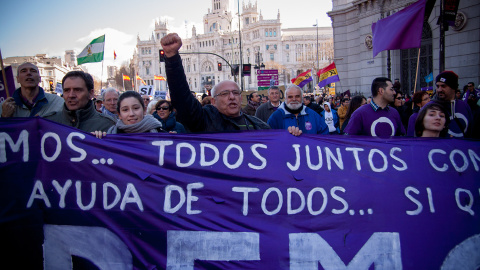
[160,33,183,58]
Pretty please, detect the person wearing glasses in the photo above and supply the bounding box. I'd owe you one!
[152,100,186,133]
[160,33,270,132]
[142,95,151,108]
[391,92,409,129]
[462,82,479,102]
[406,91,431,136]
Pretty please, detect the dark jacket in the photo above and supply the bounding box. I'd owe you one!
[306,102,324,116]
[152,111,187,133]
[44,101,115,133]
[255,101,279,123]
[165,54,270,132]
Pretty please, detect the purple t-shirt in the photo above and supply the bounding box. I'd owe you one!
[407,112,418,137]
[344,104,405,138]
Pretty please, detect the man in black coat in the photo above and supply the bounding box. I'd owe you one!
[161,33,270,132]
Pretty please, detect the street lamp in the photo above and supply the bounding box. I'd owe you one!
[237,0,244,91]
[313,20,319,73]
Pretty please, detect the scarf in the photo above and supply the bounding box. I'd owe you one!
[248,99,261,110]
[102,106,118,120]
[107,114,163,134]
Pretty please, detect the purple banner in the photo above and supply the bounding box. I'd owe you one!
[256,69,278,75]
[1,118,479,269]
[0,66,16,101]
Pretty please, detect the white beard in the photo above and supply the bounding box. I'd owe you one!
[286,102,302,110]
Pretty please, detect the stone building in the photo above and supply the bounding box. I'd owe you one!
[328,0,479,96]
[134,0,334,93]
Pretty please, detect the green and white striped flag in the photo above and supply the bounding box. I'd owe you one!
[77,35,105,65]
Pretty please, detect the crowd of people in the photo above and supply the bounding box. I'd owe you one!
[1,33,479,141]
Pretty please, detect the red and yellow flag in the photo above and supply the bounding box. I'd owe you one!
[136,74,146,85]
[154,75,166,81]
[291,70,312,88]
[316,62,340,88]
[122,75,130,81]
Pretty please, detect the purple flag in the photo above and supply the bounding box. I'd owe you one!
[372,0,426,58]
[0,66,16,99]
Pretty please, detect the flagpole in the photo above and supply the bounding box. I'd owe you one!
[0,48,10,98]
[122,73,125,91]
[413,48,421,93]
[100,36,106,90]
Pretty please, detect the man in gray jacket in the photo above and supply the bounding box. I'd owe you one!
[1,62,64,118]
[45,71,115,132]
[255,86,281,123]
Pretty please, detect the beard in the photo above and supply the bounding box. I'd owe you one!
[286,102,302,110]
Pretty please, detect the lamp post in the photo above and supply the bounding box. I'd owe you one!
[218,12,236,80]
[237,0,244,91]
[314,20,319,71]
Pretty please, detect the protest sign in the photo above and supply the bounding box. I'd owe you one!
[1,118,479,269]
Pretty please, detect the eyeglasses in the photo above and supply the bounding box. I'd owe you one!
[156,106,170,111]
[395,97,404,100]
[214,89,242,98]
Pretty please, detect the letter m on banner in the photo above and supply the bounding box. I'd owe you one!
[289,232,402,269]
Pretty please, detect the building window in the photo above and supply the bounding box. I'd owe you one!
[266,45,269,50]
[274,31,276,37]
[270,53,274,61]
[286,44,289,49]
[265,30,268,37]
[269,31,272,36]
[146,68,150,75]
[274,44,277,50]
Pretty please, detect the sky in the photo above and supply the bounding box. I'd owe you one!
[0,0,333,79]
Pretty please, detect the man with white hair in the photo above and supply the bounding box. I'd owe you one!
[160,33,269,132]
[101,87,119,120]
[268,85,328,136]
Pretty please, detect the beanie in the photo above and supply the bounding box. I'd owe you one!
[435,71,459,90]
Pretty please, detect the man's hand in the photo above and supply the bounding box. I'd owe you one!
[161,33,182,58]
[287,126,302,137]
[1,97,16,117]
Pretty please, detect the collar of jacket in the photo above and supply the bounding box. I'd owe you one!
[278,102,307,116]
[61,101,97,124]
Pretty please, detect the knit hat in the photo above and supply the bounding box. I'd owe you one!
[435,71,458,90]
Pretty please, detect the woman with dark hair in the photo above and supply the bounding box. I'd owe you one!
[391,92,409,129]
[407,91,430,136]
[92,91,164,138]
[152,100,186,133]
[340,95,366,133]
[414,102,450,137]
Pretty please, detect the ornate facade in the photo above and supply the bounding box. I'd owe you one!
[134,0,334,93]
[328,0,479,96]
